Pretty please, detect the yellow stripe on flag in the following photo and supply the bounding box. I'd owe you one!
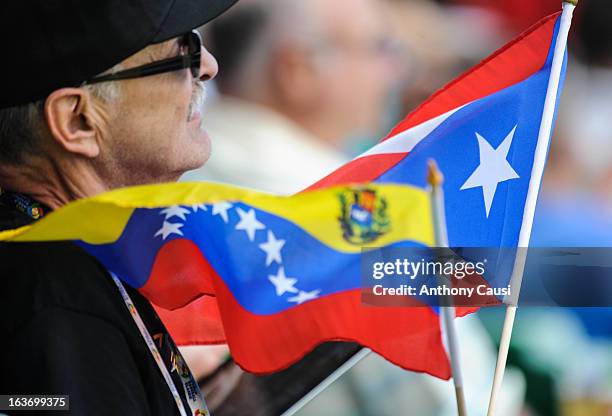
[0,182,434,251]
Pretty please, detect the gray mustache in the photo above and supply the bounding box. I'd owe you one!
[187,82,207,122]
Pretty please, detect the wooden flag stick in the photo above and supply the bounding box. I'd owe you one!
[428,160,467,416]
[486,2,577,414]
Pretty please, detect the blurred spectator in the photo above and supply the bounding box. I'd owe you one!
[183,0,397,193]
[574,0,612,67]
[561,0,612,210]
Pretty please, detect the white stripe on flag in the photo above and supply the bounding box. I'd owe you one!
[357,105,466,159]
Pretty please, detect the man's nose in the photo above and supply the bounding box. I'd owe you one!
[199,46,218,81]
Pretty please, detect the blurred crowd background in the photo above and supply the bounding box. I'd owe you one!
[181,0,612,414]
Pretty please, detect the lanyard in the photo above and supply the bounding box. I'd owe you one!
[111,273,211,416]
[0,190,48,220]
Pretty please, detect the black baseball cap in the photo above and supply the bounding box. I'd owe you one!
[1,0,238,109]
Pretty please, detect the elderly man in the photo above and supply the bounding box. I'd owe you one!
[0,1,236,414]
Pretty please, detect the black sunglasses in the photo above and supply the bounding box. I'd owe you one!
[83,31,202,85]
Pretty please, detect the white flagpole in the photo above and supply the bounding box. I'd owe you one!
[428,160,467,416]
[282,348,372,416]
[486,2,577,415]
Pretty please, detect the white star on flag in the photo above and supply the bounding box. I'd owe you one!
[191,204,208,212]
[235,208,266,241]
[212,202,233,223]
[461,126,520,217]
[288,289,321,305]
[159,206,190,221]
[259,230,285,266]
[154,221,184,240]
[268,266,298,296]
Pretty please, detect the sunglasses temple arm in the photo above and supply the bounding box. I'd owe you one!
[84,55,197,85]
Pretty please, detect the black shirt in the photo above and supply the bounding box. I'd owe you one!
[0,203,200,415]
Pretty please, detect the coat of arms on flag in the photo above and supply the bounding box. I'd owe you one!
[338,187,390,245]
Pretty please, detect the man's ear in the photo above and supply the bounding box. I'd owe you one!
[44,88,100,158]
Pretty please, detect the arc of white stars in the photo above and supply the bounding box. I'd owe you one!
[211,201,233,223]
[235,208,266,241]
[460,126,520,218]
[259,230,285,266]
[154,221,184,240]
[288,290,321,305]
[153,199,322,304]
[159,206,190,221]
[268,266,299,296]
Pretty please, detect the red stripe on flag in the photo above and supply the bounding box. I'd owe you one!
[214,280,451,379]
[155,296,226,345]
[141,238,217,310]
